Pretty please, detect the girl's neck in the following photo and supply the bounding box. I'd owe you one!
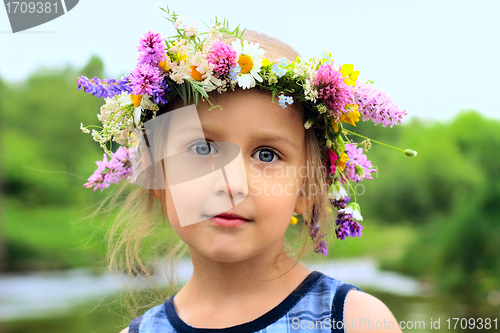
[172,246,312,326]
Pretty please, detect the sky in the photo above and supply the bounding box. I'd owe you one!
[1,0,499,121]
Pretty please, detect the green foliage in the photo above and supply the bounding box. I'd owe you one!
[0,56,116,270]
[80,54,104,79]
[2,199,108,270]
[1,58,107,206]
[371,111,500,299]
[2,294,129,333]
[161,6,246,45]
[354,113,488,225]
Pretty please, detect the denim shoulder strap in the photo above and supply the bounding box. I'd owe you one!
[331,283,363,333]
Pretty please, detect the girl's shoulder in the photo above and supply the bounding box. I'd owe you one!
[317,273,401,332]
[343,289,402,333]
[124,271,396,333]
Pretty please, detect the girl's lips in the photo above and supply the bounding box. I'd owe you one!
[209,215,251,228]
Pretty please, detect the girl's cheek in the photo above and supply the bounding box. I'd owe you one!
[248,169,302,201]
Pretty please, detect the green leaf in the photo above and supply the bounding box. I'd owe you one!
[336,133,345,152]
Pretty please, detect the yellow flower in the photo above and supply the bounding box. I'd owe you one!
[332,115,345,132]
[261,58,271,67]
[332,105,361,131]
[117,92,153,125]
[190,65,204,81]
[238,55,254,74]
[170,52,187,63]
[128,132,138,147]
[130,94,142,107]
[169,40,187,63]
[290,216,298,225]
[159,55,170,71]
[340,64,360,86]
[159,61,169,71]
[338,153,349,171]
[343,105,361,127]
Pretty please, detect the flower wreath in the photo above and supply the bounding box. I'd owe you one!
[77,7,416,256]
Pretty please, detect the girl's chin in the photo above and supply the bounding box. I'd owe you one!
[189,241,258,262]
[200,250,252,263]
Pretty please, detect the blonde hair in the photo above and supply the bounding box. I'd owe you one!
[232,30,301,62]
[87,30,334,319]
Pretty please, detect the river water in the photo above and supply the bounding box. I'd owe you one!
[0,257,423,321]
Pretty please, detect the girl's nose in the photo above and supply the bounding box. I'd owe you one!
[212,146,249,207]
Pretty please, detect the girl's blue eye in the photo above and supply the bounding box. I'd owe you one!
[189,140,219,156]
[252,148,281,163]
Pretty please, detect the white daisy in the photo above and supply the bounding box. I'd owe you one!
[117,92,154,125]
[231,40,265,89]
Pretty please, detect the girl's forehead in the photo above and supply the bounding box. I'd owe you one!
[198,91,304,140]
[199,89,304,122]
[160,92,305,154]
[169,89,305,123]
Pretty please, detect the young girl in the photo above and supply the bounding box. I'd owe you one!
[78,9,409,333]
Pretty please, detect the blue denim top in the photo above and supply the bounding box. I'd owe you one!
[129,271,362,333]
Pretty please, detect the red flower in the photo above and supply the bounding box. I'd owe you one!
[328,149,338,175]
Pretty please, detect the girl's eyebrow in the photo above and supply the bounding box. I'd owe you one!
[175,125,298,149]
[250,132,298,149]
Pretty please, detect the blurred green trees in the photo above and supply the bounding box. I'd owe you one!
[1,56,111,270]
[1,55,107,206]
[353,112,500,303]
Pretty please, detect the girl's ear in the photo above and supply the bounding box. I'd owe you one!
[294,191,309,215]
[150,189,169,221]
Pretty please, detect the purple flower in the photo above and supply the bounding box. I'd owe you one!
[334,210,364,240]
[206,40,238,78]
[335,222,350,240]
[113,146,128,162]
[342,162,357,183]
[335,211,352,226]
[314,240,329,256]
[84,146,133,192]
[137,30,166,66]
[152,77,170,105]
[344,143,376,182]
[309,222,320,240]
[131,64,163,96]
[354,82,407,127]
[314,62,353,117]
[349,220,364,237]
[330,196,350,210]
[84,154,111,192]
[308,222,329,256]
[77,76,132,99]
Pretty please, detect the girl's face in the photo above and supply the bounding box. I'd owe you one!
[163,88,308,263]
